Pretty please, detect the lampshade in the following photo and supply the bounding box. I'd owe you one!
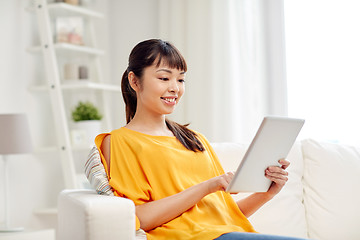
[0,114,33,155]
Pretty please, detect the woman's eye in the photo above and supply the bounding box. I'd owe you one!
[159,78,169,81]
[178,79,185,83]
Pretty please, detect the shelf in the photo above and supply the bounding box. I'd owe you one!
[33,208,58,216]
[27,2,104,19]
[27,43,104,56]
[47,3,104,19]
[34,145,93,153]
[61,81,121,91]
[33,146,59,153]
[29,81,120,92]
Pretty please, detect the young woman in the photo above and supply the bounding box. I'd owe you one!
[95,39,305,240]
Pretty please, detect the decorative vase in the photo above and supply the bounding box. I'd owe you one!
[71,120,102,147]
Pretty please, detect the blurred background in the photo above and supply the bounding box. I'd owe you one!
[0,0,359,235]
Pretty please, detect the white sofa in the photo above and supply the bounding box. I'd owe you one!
[57,139,360,240]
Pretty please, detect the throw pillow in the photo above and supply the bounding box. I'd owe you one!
[302,139,360,240]
[84,146,114,196]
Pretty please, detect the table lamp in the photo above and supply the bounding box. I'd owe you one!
[0,113,33,232]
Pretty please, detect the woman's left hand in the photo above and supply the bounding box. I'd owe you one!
[265,159,290,197]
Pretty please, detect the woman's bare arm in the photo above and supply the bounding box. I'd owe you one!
[100,135,111,173]
[136,180,210,231]
[136,172,234,231]
[236,192,273,218]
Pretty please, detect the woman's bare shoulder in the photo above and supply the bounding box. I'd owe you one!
[101,135,111,171]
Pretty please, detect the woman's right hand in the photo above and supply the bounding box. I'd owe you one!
[205,172,234,194]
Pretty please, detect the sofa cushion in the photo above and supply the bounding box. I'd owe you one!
[301,139,360,240]
[212,142,308,238]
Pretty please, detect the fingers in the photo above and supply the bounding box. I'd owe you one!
[265,169,288,182]
[220,172,234,190]
[265,158,290,177]
[265,159,290,195]
[224,171,234,183]
[266,166,288,176]
[265,170,288,190]
[207,172,234,194]
[265,160,289,186]
[279,158,290,170]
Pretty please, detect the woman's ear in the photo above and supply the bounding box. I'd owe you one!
[128,71,140,92]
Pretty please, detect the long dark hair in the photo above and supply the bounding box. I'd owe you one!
[121,39,204,152]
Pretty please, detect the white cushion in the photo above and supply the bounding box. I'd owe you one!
[248,143,308,238]
[301,139,360,240]
[212,142,308,238]
[211,142,247,173]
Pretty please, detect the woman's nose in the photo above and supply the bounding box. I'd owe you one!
[168,80,180,93]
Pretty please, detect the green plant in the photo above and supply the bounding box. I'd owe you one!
[71,101,103,122]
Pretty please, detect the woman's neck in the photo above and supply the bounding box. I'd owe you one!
[125,112,173,137]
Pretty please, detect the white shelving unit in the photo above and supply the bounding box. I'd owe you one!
[27,43,105,55]
[28,0,119,189]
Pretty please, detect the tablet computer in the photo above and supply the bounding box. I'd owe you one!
[226,116,305,193]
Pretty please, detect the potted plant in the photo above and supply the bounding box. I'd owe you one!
[71,101,103,146]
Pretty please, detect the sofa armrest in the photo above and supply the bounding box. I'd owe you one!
[57,189,136,240]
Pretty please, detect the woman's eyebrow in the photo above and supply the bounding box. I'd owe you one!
[156,69,172,73]
[156,69,186,75]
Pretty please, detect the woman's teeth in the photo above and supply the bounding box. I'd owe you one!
[163,98,175,102]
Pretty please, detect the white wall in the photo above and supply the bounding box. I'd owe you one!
[0,0,159,230]
[107,0,160,128]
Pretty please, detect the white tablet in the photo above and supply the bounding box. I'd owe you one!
[226,116,305,193]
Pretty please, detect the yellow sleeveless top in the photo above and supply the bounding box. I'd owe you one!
[95,127,255,240]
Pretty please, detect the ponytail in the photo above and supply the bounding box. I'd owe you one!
[166,119,205,152]
[121,69,137,123]
[121,39,205,152]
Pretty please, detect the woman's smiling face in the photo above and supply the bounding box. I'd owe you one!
[133,62,186,116]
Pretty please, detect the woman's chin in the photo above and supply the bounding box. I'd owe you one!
[162,107,177,115]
